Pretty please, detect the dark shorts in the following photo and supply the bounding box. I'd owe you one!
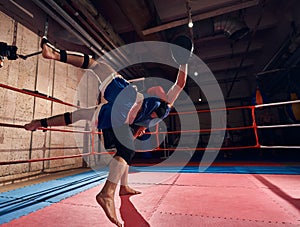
[102,125,135,165]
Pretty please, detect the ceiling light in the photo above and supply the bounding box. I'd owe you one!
[186,1,193,29]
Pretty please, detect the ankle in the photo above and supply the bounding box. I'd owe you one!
[97,190,115,198]
[42,45,60,60]
[120,185,128,190]
[100,180,118,195]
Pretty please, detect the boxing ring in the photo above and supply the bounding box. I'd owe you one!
[1,82,300,226]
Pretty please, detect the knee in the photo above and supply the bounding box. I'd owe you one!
[115,149,135,165]
[72,108,95,122]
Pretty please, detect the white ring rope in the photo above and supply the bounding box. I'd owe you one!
[255,99,300,108]
[260,145,300,149]
[257,123,300,129]
[254,99,300,149]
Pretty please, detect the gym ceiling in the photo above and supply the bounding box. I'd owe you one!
[1,0,299,103]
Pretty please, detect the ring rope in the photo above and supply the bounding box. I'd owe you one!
[147,125,254,135]
[0,83,80,108]
[260,145,300,149]
[169,105,253,116]
[255,99,300,108]
[0,119,259,164]
[0,151,114,165]
[2,83,300,165]
[0,122,102,135]
[136,145,260,153]
[0,122,254,135]
[257,123,300,129]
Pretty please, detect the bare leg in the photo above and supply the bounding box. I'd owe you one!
[41,38,116,82]
[24,108,96,131]
[41,38,95,68]
[96,156,127,227]
[119,165,141,196]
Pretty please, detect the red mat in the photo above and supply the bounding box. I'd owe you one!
[2,173,300,227]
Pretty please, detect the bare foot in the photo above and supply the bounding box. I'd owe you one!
[24,120,41,131]
[119,185,141,196]
[96,193,122,227]
[41,39,60,60]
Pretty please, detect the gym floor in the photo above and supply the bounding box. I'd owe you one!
[1,162,300,227]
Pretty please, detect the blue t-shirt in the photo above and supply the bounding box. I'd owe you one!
[98,77,137,129]
[133,97,170,128]
[97,78,170,129]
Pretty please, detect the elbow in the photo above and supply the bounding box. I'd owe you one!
[177,82,185,90]
[177,73,187,88]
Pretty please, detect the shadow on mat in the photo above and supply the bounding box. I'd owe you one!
[253,175,300,212]
[120,195,150,227]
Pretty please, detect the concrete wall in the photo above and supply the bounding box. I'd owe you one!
[0,11,89,184]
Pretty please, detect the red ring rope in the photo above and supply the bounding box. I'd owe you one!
[0,122,102,134]
[0,83,80,108]
[2,80,298,165]
[0,151,115,165]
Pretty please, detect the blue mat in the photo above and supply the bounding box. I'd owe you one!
[130,165,300,174]
[0,170,107,224]
[1,165,299,224]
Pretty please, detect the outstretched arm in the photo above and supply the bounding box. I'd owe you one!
[24,107,96,131]
[166,64,188,106]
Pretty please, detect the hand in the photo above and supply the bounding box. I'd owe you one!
[171,35,193,65]
[133,126,147,138]
[24,120,41,131]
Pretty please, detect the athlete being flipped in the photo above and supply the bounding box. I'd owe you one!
[24,35,192,226]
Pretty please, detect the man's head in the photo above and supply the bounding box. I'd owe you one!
[152,100,170,119]
[147,86,170,120]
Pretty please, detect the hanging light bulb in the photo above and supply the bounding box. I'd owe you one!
[188,19,193,28]
[186,1,193,28]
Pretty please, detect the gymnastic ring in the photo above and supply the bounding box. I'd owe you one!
[170,35,194,65]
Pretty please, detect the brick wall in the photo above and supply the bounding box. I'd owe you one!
[0,11,89,184]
